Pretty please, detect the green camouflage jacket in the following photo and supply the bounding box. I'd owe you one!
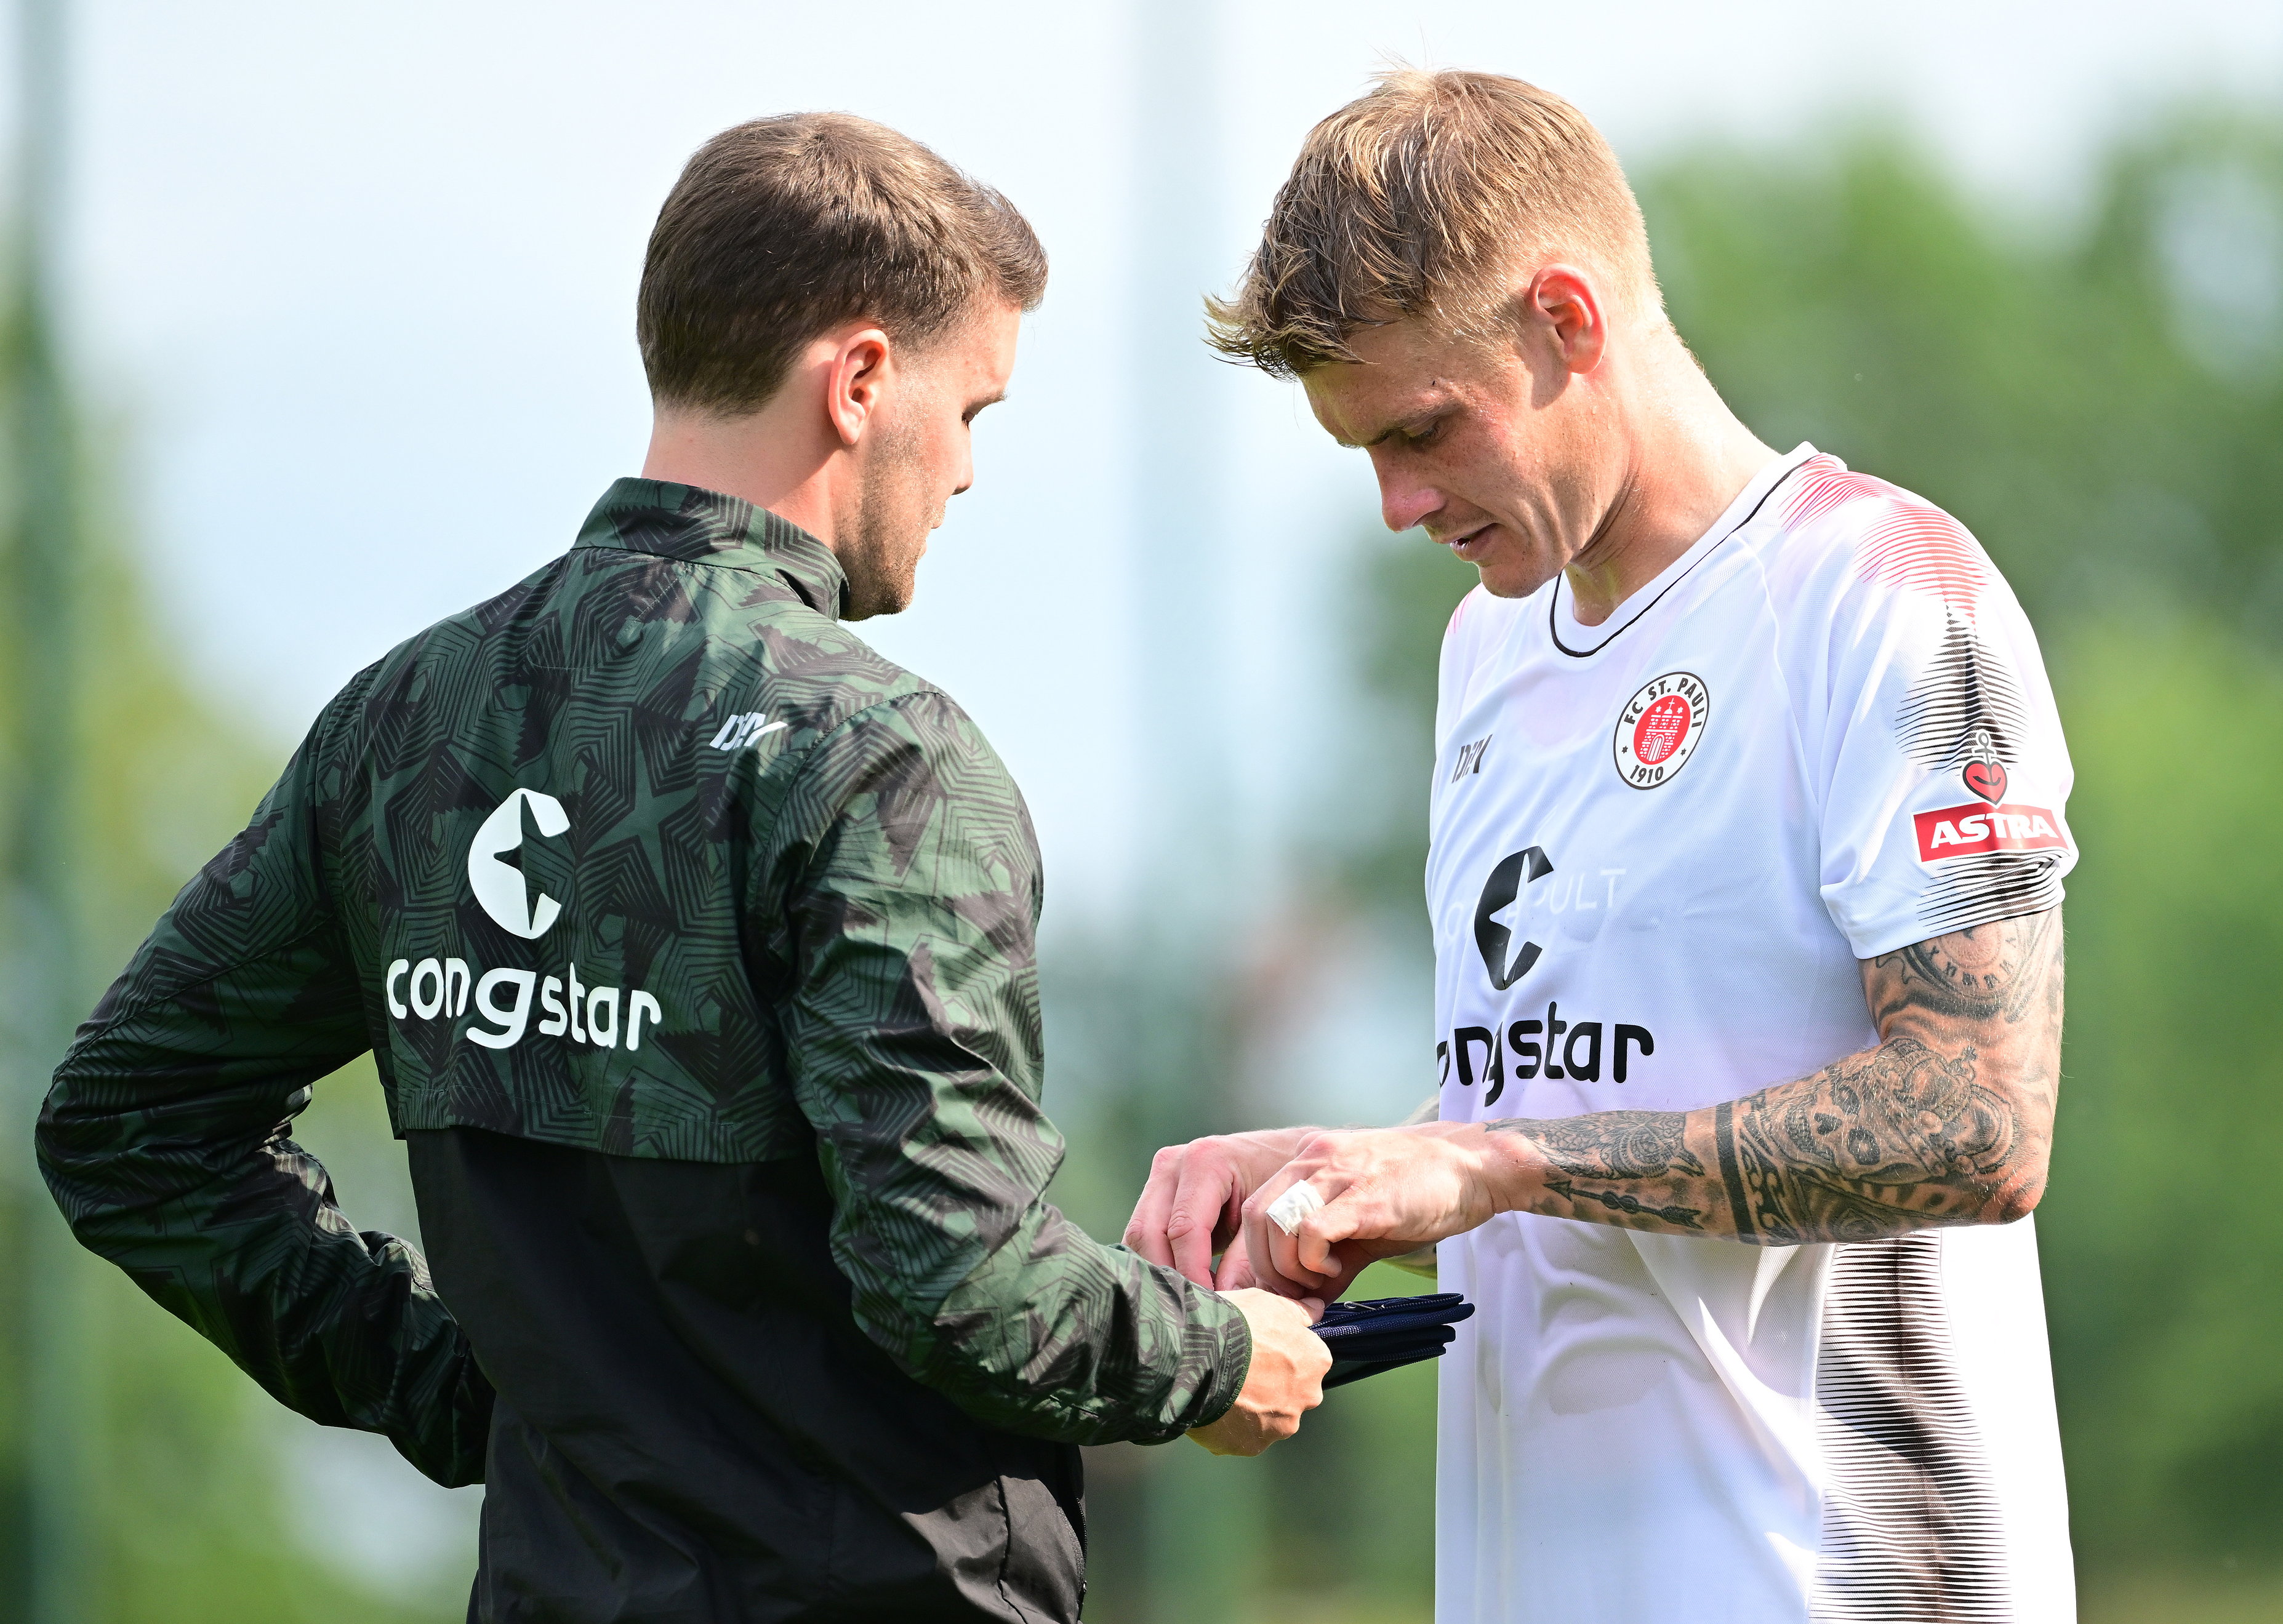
[37,478,1250,1483]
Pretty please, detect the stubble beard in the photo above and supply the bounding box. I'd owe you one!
[837,417,931,621]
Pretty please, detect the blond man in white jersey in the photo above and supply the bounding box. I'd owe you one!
[1126,70,2074,1623]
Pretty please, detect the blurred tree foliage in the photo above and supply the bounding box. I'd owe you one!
[1340,108,2283,1591]
[0,435,459,1617]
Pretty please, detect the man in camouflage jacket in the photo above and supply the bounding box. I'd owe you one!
[36,113,1326,1623]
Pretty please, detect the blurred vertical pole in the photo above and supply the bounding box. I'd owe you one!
[1127,3,1261,1620]
[9,0,87,1620]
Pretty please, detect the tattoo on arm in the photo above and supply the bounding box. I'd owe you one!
[1715,1102,1755,1244]
[1483,908,2063,1245]
[1869,905,2061,1026]
[1523,1111,1710,1231]
[1524,1111,1704,1180]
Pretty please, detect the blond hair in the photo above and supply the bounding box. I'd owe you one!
[1207,68,1656,377]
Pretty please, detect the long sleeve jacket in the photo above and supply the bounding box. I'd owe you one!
[36,479,1250,1502]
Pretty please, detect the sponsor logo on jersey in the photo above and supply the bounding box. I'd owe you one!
[383,790,667,1054]
[1962,759,2008,805]
[1450,734,1493,782]
[1437,1002,1656,1106]
[1913,802,2068,863]
[1474,846,1553,989]
[1960,727,2008,804]
[468,787,569,938]
[1613,671,1709,789]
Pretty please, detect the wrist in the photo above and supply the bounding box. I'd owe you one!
[1464,1121,1545,1217]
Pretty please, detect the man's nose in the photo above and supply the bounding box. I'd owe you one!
[1374,463,1442,534]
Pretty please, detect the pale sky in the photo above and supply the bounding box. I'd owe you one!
[45,0,2283,920]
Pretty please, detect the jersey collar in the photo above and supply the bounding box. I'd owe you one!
[1546,442,1820,658]
[574,478,850,620]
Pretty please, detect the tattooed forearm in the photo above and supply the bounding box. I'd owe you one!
[1547,1182,1706,1230]
[1491,1111,1709,1233]
[1504,1110,1705,1180]
[1479,908,2063,1245]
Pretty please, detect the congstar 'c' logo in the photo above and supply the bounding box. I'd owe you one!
[1474,846,1553,990]
[388,787,664,1055]
[468,789,569,938]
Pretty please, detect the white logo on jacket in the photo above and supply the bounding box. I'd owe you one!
[383,790,665,1055]
[709,711,785,750]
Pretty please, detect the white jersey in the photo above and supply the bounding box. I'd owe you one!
[1429,446,2076,1624]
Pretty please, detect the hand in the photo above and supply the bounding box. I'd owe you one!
[1125,1127,1317,1289]
[1240,1124,1509,1299]
[1186,1288,1331,1456]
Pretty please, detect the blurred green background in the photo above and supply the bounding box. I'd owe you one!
[4,107,2282,1621]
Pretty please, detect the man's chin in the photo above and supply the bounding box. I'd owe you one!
[1475,562,1550,600]
[841,571,919,622]
[841,594,904,623]
[1445,535,1549,601]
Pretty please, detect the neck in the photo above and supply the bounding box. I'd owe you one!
[641,397,843,544]
[1561,326,1778,626]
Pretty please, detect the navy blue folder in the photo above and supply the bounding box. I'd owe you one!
[1313,1293,1476,1389]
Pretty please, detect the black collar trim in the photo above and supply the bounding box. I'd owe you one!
[1547,460,1808,658]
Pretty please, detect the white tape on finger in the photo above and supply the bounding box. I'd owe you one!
[1266,1182,1325,1237]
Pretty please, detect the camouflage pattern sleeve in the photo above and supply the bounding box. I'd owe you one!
[35,697,494,1487]
[760,691,1251,1446]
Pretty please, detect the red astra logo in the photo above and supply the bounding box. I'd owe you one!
[1960,726,2007,804]
[1914,803,2068,863]
[1962,759,2007,804]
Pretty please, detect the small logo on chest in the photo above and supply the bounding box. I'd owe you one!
[709,711,785,751]
[1613,671,1710,790]
[1450,734,1493,783]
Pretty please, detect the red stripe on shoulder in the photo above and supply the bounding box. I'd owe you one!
[1778,455,1890,528]
[1779,457,1987,617]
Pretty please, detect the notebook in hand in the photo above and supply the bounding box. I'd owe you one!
[1313,1293,1477,1390]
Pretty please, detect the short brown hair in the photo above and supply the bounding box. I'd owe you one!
[1208,69,1656,377]
[638,113,1047,414]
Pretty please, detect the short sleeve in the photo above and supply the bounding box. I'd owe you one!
[1793,487,2077,959]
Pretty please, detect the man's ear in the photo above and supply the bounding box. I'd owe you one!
[824,327,894,448]
[1522,266,1606,375]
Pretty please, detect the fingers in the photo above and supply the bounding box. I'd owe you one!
[1154,1126,1458,1303]
[1220,1284,1324,1330]
[1126,1141,1235,1282]
[1187,1289,1335,1456]
[1126,1140,1270,1288]
[1166,1155,1241,1287]
[1293,1188,1368,1277]
[1122,1144,1184,1268]
[1246,1178,1299,1290]
[1241,1166,1341,1300]
[1237,1127,1465,1298]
